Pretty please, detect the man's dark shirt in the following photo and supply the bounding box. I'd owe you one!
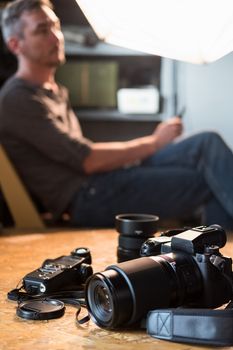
[0,76,92,218]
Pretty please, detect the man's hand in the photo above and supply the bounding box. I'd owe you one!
[83,117,183,174]
[153,116,183,150]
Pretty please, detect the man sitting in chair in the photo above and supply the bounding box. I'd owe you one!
[1,0,233,229]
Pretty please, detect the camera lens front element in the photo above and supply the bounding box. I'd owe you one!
[94,284,113,321]
[85,270,133,328]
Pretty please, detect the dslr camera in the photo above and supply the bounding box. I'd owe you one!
[85,225,233,329]
[23,247,93,295]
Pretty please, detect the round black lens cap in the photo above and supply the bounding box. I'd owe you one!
[16,299,65,320]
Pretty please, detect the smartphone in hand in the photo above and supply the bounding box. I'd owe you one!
[177,107,186,119]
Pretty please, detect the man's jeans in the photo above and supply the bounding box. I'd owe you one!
[70,131,233,229]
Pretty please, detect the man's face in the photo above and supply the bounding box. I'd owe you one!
[17,5,65,67]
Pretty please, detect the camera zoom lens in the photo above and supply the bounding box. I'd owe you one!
[86,255,202,328]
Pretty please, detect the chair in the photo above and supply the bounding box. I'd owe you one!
[0,144,45,230]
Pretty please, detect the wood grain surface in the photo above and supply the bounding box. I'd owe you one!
[0,228,232,350]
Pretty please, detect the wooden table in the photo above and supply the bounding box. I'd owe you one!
[0,228,233,350]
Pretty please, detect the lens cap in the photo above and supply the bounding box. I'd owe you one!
[17,299,65,320]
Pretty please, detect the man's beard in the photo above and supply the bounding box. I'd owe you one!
[47,55,66,68]
[46,45,66,68]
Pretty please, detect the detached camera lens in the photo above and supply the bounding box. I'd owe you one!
[115,213,159,262]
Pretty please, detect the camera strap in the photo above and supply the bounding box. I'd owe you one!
[147,304,233,346]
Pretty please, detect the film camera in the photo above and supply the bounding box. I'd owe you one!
[23,247,93,295]
[85,225,233,329]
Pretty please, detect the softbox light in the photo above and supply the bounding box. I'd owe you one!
[76,0,233,64]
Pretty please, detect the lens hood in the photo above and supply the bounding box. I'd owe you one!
[115,214,159,237]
